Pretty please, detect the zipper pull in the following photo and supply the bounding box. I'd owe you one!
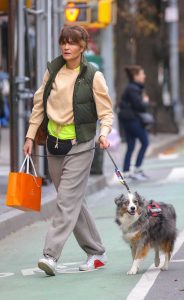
[55,137,59,149]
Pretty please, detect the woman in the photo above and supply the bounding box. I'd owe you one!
[118,65,150,181]
[23,25,113,276]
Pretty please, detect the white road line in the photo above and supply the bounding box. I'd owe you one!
[0,273,14,278]
[21,262,98,276]
[161,167,184,183]
[127,229,184,300]
[21,267,43,276]
[60,261,83,266]
[158,153,179,160]
[170,259,184,263]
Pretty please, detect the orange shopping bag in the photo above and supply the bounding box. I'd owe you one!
[6,155,42,211]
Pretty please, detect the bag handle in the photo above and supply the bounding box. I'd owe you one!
[19,155,38,177]
[19,155,28,173]
[26,155,29,174]
[29,156,38,177]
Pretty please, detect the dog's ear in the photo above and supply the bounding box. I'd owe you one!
[114,194,124,206]
[134,191,145,206]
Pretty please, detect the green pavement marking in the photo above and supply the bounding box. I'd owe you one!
[0,219,144,300]
[0,164,183,300]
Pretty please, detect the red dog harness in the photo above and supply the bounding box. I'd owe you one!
[147,200,162,217]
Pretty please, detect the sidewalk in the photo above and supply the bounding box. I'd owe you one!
[0,127,184,239]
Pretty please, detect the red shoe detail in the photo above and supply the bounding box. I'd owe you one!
[94,260,105,269]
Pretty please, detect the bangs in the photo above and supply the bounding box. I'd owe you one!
[59,28,81,44]
[58,26,89,49]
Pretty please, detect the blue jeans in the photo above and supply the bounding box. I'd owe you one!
[122,120,149,172]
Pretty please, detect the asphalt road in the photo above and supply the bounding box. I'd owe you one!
[0,150,184,300]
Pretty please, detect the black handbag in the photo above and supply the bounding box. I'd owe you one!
[47,135,73,155]
[138,112,155,127]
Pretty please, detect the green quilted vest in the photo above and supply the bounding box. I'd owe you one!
[43,55,98,143]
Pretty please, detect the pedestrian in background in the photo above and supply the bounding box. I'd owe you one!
[23,25,113,276]
[0,67,10,128]
[118,65,150,181]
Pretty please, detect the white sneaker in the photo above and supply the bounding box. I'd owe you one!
[123,172,133,183]
[38,255,57,276]
[131,170,149,181]
[79,252,107,271]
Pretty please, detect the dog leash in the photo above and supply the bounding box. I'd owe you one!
[106,149,132,193]
[31,146,132,193]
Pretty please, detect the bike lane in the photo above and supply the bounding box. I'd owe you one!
[0,156,184,300]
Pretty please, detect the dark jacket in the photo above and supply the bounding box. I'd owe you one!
[119,82,147,122]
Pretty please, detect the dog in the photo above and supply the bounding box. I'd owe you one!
[115,192,177,275]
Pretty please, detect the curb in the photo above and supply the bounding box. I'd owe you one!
[0,175,107,240]
[147,133,184,158]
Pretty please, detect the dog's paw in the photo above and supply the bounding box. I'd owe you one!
[127,267,138,275]
[154,257,160,267]
[161,265,168,271]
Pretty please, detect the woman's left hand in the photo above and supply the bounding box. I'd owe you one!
[143,93,149,103]
[98,136,110,149]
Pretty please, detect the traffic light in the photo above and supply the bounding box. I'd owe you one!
[64,1,90,24]
[98,0,117,25]
[64,0,117,27]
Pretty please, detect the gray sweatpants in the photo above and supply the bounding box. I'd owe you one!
[43,138,105,261]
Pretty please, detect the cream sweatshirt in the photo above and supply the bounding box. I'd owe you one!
[26,65,113,140]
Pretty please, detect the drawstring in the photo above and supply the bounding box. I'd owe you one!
[54,137,59,149]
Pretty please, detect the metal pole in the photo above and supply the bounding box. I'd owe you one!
[167,0,182,124]
[58,0,65,33]
[54,0,65,56]
[100,25,116,103]
[36,0,45,176]
[36,0,45,86]
[53,0,61,58]
[8,0,18,171]
[17,0,25,168]
[47,0,52,60]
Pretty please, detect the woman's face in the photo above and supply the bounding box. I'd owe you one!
[60,40,84,62]
[134,69,146,84]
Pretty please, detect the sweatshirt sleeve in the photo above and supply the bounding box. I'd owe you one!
[26,70,50,140]
[93,71,113,138]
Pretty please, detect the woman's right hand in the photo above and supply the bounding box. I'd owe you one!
[23,138,33,155]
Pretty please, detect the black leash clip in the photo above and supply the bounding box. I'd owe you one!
[105,148,132,193]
